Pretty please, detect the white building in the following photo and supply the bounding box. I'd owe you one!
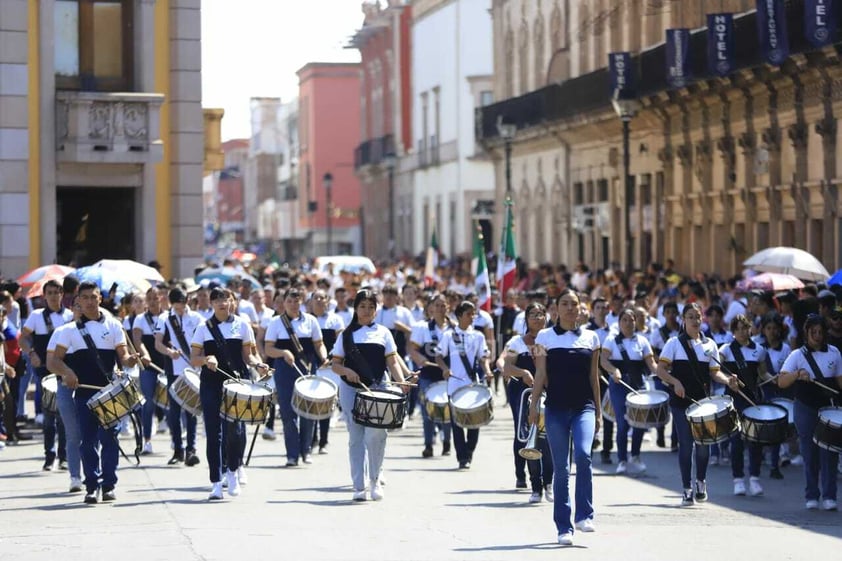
[407,0,496,258]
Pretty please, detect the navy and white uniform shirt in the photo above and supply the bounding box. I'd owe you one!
[473,309,494,331]
[512,310,526,336]
[535,325,601,412]
[659,335,720,409]
[602,333,654,389]
[408,302,426,324]
[264,313,322,359]
[48,314,127,390]
[506,335,537,393]
[331,323,397,388]
[237,299,259,324]
[190,314,255,384]
[196,307,213,320]
[132,312,167,369]
[781,344,842,410]
[154,309,204,376]
[437,326,489,395]
[410,319,452,381]
[23,306,74,363]
[704,327,734,346]
[719,339,766,404]
[649,325,680,354]
[335,308,354,328]
[316,312,345,357]
[752,335,791,376]
[254,307,274,329]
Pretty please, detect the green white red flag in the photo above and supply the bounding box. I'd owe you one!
[423,222,439,288]
[472,223,491,311]
[496,196,517,298]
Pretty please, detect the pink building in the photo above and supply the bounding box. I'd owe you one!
[297,63,363,255]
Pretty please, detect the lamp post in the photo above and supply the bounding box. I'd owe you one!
[323,172,333,254]
[612,92,640,274]
[383,153,397,260]
[496,116,516,197]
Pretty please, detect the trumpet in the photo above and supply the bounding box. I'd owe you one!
[516,388,545,460]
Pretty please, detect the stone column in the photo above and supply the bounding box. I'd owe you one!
[788,122,808,248]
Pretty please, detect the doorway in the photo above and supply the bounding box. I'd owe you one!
[57,187,135,266]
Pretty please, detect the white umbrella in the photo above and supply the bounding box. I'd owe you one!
[90,259,165,284]
[742,247,830,282]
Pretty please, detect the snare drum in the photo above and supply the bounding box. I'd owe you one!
[741,403,789,445]
[769,397,796,439]
[41,374,59,414]
[450,384,494,429]
[220,379,274,424]
[601,392,616,424]
[685,396,741,445]
[153,374,169,410]
[86,377,144,429]
[352,389,408,429]
[169,369,203,416]
[813,407,842,453]
[423,380,451,423]
[625,390,670,429]
[291,375,338,420]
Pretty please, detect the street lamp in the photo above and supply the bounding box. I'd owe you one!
[382,153,397,261]
[612,91,641,274]
[496,116,516,197]
[323,172,333,254]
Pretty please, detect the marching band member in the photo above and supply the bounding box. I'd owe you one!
[779,314,842,511]
[409,293,453,458]
[649,301,681,449]
[331,288,408,501]
[264,288,325,467]
[190,287,268,500]
[585,297,613,464]
[656,302,740,506]
[154,287,204,467]
[600,308,658,475]
[530,289,601,546]
[503,302,553,503]
[46,282,136,504]
[311,289,344,453]
[132,286,167,454]
[436,301,493,470]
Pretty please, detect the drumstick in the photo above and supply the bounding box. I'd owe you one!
[734,387,758,408]
[758,373,782,387]
[811,379,840,395]
[358,381,372,393]
[603,374,641,395]
[213,366,241,382]
[390,380,418,387]
[77,383,104,391]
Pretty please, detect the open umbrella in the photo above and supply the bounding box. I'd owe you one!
[742,247,830,282]
[90,259,165,284]
[72,266,151,301]
[195,266,260,288]
[828,269,842,286]
[736,273,804,292]
[17,265,75,287]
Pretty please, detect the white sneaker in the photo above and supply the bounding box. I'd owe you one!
[615,461,627,474]
[141,441,153,455]
[226,470,240,497]
[544,485,554,503]
[262,427,277,441]
[575,519,596,532]
[791,455,804,466]
[529,492,542,503]
[352,489,367,502]
[370,481,384,501]
[629,456,647,474]
[237,466,248,485]
[710,456,719,466]
[69,477,83,493]
[557,532,574,546]
[733,478,746,496]
[748,477,764,497]
[821,499,838,511]
[208,482,223,501]
[35,413,44,426]
[806,499,820,510]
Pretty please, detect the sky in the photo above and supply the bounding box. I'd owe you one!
[201,0,363,141]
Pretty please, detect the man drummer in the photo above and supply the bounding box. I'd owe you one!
[154,287,204,467]
[46,281,137,504]
[310,289,345,453]
[19,280,74,472]
[132,286,168,454]
[436,301,493,469]
[190,287,268,500]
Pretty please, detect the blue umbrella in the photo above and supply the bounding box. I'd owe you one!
[72,266,152,302]
[195,266,260,288]
[828,269,842,286]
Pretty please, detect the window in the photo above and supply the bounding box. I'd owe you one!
[55,0,134,91]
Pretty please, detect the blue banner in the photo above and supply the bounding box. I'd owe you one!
[666,29,691,88]
[756,0,789,66]
[608,52,635,98]
[805,0,836,48]
[707,14,735,77]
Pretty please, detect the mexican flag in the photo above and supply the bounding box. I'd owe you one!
[496,196,517,298]
[423,222,439,288]
[472,223,491,311]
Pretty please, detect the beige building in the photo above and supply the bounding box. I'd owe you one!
[0,0,208,278]
[481,0,842,275]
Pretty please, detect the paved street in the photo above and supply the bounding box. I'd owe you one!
[2,394,840,561]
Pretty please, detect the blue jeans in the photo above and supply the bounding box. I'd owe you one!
[56,383,81,479]
[74,390,119,493]
[418,377,452,448]
[671,405,710,489]
[274,360,315,462]
[545,405,595,535]
[507,379,527,480]
[139,369,158,440]
[339,380,388,491]
[794,400,838,501]
[167,375,197,452]
[608,380,644,462]
[527,433,554,493]
[36,368,66,462]
[200,379,245,483]
[16,356,33,417]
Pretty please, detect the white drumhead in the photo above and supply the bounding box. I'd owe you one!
[182,369,201,386]
[451,385,491,408]
[295,376,337,399]
[744,404,787,421]
[225,380,272,396]
[425,381,449,404]
[687,396,731,417]
[363,390,404,402]
[41,374,58,392]
[627,390,669,406]
[818,407,842,425]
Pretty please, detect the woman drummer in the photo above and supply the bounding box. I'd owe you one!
[503,302,554,503]
[779,314,842,511]
[331,288,408,502]
[656,302,740,507]
[600,307,658,476]
[529,289,601,546]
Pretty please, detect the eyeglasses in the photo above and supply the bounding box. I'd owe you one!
[527,312,546,319]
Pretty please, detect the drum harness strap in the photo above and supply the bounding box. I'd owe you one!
[453,330,480,384]
[614,333,637,388]
[800,347,836,406]
[729,340,757,402]
[677,333,711,400]
[169,313,192,361]
[36,307,61,367]
[279,313,311,375]
[76,318,141,465]
[207,316,242,379]
[342,327,377,388]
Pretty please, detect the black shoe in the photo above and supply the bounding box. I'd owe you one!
[102,487,116,502]
[84,491,98,504]
[43,457,55,471]
[168,450,185,465]
[442,441,451,456]
[463,461,471,469]
[591,437,601,451]
[14,432,33,441]
[656,435,666,448]
[515,478,528,489]
[601,452,612,465]
[58,460,68,471]
[185,450,200,467]
[458,461,470,470]
[422,446,434,458]
[770,467,784,480]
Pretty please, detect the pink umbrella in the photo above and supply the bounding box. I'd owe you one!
[737,273,804,292]
[17,264,76,287]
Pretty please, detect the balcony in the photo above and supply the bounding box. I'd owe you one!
[56,91,165,164]
[354,134,395,170]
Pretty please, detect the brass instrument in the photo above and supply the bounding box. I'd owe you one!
[516,387,545,460]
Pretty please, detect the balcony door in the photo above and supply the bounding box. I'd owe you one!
[57,187,135,266]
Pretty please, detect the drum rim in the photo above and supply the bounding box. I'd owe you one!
[742,403,788,421]
[817,406,842,428]
[626,390,670,405]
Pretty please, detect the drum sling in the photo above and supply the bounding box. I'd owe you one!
[677,333,710,400]
[454,331,480,384]
[280,313,311,374]
[206,316,243,379]
[342,328,377,389]
[801,347,837,407]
